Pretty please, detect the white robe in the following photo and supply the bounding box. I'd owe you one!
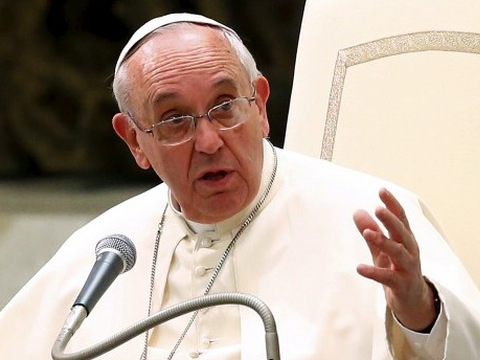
[1,142,479,360]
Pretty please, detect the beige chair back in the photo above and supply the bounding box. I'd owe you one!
[286,0,480,286]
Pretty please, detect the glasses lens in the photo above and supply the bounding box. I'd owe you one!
[155,116,194,145]
[209,98,250,129]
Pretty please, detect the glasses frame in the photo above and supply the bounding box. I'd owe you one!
[127,86,257,146]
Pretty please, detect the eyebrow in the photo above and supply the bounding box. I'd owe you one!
[152,91,177,106]
[211,77,241,92]
[152,77,242,106]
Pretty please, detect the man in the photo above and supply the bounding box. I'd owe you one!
[1,13,479,360]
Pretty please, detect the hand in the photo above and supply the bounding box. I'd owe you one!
[353,188,438,331]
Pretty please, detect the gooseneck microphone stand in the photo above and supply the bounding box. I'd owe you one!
[52,292,280,360]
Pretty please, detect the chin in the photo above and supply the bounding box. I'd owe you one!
[192,197,247,223]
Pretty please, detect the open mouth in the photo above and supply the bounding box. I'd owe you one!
[201,170,228,181]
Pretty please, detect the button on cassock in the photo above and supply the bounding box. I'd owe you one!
[195,266,207,276]
[189,351,200,358]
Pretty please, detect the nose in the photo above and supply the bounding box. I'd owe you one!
[193,117,224,154]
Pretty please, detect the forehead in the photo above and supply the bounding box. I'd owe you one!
[125,25,250,97]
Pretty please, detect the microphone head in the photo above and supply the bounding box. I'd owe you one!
[95,234,136,273]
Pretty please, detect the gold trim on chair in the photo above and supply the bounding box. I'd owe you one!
[322,31,480,160]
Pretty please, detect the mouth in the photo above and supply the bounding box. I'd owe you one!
[194,169,236,195]
[201,170,229,181]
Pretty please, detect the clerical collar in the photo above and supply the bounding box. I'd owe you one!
[168,139,277,234]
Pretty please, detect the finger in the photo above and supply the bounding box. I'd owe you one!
[356,264,397,288]
[379,188,410,229]
[363,228,410,270]
[359,229,384,264]
[353,209,381,234]
[374,206,407,243]
[353,211,384,260]
[375,206,417,254]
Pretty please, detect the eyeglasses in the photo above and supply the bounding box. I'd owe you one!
[128,89,256,146]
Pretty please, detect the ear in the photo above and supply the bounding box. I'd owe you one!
[253,76,270,137]
[112,113,151,170]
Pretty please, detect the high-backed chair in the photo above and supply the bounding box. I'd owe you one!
[285,0,480,286]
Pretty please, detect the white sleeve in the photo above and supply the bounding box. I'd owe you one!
[393,302,447,360]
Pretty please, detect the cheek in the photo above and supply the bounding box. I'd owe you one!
[231,131,264,184]
[147,147,191,187]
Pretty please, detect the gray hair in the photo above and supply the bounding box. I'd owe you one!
[112,22,261,115]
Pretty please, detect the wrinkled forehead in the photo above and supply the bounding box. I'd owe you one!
[128,25,250,92]
[115,13,239,75]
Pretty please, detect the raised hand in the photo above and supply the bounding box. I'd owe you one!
[353,188,438,331]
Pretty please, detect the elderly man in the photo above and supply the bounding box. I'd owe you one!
[0,13,479,360]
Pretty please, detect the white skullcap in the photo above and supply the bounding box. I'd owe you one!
[114,13,238,75]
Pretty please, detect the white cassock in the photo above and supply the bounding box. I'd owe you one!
[1,140,479,360]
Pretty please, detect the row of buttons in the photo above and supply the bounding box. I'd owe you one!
[189,232,228,358]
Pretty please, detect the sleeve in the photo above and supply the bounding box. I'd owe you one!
[384,192,480,360]
[392,298,447,359]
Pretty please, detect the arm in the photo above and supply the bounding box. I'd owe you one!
[353,187,480,359]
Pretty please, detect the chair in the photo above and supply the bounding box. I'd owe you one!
[285,0,480,286]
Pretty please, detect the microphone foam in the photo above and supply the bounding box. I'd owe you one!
[95,234,137,273]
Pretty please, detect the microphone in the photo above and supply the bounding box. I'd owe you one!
[52,236,281,360]
[53,293,280,360]
[72,234,136,315]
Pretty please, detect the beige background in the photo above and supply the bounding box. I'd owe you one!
[0,180,150,310]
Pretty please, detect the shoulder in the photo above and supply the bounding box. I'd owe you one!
[274,147,420,208]
[47,183,168,261]
[70,182,168,240]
